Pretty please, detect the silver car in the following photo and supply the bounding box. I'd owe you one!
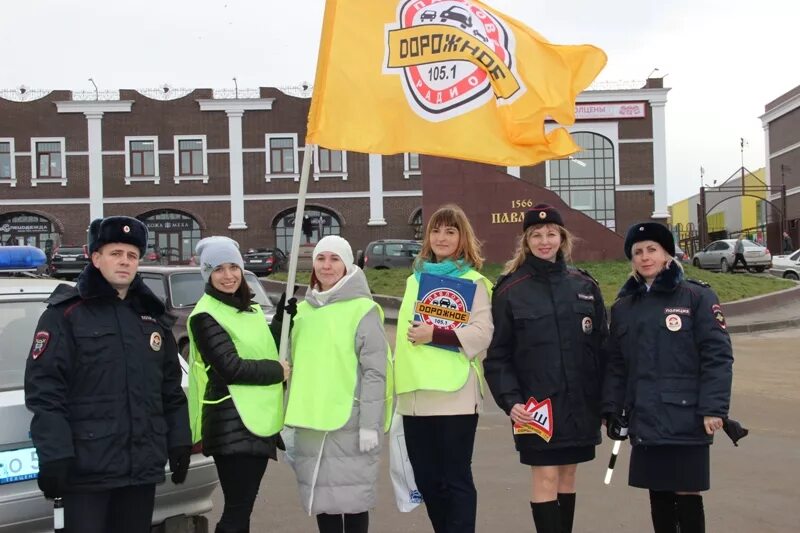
[0,273,218,533]
[691,239,772,273]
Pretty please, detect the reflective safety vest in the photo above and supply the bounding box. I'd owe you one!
[187,294,284,443]
[285,297,393,432]
[394,270,492,395]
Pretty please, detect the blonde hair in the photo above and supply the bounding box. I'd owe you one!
[414,204,484,270]
[629,240,684,280]
[502,223,575,275]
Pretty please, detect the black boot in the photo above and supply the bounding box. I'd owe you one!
[675,495,705,533]
[649,491,677,533]
[531,500,560,533]
[557,493,576,533]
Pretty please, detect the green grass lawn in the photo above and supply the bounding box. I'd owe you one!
[272,261,795,304]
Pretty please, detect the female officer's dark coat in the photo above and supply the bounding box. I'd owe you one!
[601,261,733,446]
[485,254,607,451]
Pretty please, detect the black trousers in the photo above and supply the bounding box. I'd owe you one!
[213,454,270,533]
[731,253,748,271]
[63,484,156,533]
[403,414,479,533]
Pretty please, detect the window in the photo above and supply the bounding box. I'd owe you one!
[313,146,347,180]
[140,210,202,264]
[404,152,421,178]
[173,135,208,183]
[125,136,159,184]
[265,134,299,181]
[0,139,13,185]
[274,207,341,251]
[548,132,615,230]
[37,143,61,177]
[30,137,66,186]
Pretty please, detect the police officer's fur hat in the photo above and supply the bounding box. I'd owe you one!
[624,222,675,259]
[523,204,564,231]
[88,216,148,255]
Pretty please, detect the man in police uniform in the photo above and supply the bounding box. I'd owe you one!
[24,216,191,533]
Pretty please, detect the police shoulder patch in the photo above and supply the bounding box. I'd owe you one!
[686,278,710,288]
[711,303,727,330]
[30,331,51,360]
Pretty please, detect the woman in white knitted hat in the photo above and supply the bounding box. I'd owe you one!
[186,236,291,533]
[284,235,390,533]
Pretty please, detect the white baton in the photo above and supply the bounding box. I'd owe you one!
[604,440,622,485]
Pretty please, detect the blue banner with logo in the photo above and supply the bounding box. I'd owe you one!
[414,273,477,352]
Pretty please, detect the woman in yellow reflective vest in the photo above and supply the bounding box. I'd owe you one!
[187,236,291,533]
[395,204,494,533]
[284,236,389,533]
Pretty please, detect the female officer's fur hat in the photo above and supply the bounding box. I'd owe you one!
[88,216,148,255]
[196,236,244,282]
[624,222,676,259]
[523,203,564,231]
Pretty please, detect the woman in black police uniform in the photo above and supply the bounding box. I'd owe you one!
[602,222,733,533]
[485,204,607,533]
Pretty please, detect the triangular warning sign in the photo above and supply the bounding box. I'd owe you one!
[513,397,554,442]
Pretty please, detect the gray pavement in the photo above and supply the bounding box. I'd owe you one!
[204,326,800,532]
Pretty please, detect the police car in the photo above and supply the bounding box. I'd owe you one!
[0,247,218,532]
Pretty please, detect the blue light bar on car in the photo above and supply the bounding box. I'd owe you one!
[0,246,47,271]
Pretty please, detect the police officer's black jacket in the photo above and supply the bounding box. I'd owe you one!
[485,253,608,451]
[24,265,191,491]
[601,261,733,446]
[190,284,285,458]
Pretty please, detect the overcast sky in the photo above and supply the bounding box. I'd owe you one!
[2,0,797,203]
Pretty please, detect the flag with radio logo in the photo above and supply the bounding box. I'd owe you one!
[306,0,607,166]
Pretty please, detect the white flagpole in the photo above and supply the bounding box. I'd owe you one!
[278,144,314,362]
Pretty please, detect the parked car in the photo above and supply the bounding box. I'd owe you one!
[359,239,422,270]
[48,244,89,279]
[674,244,690,264]
[691,239,772,273]
[769,248,800,280]
[0,250,218,533]
[243,248,287,276]
[138,266,275,359]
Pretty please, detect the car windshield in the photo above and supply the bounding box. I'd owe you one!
[0,300,47,390]
[169,271,271,308]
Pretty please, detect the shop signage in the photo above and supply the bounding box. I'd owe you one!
[575,102,646,119]
[144,220,194,231]
[0,222,51,233]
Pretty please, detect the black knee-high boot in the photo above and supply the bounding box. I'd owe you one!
[675,495,705,533]
[531,500,560,533]
[649,491,677,533]
[557,493,576,533]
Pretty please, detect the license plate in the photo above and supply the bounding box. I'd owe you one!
[250,260,263,264]
[63,257,76,261]
[0,446,39,485]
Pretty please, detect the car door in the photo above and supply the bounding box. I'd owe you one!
[384,243,404,268]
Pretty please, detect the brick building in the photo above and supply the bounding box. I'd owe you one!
[0,80,670,263]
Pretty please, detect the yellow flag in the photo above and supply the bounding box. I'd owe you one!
[307,0,607,166]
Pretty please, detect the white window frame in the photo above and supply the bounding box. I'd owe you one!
[31,137,67,187]
[313,146,347,181]
[0,138,16,187]
[404,152,421,179]
[265,133,300,182]
[125,135,160,185]
[173,135,209,183]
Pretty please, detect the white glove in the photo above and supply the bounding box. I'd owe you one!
[358,428,379,453]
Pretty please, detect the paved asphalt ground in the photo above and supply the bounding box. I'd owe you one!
[204,326,800,532]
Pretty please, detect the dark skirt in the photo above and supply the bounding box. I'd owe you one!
[629,445,710,492]
[520,445,595,466]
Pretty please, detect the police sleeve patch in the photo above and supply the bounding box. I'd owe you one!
[30,331,51,360]
[711,304,727,330]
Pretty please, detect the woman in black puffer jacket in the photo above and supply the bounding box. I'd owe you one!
[188,236,292,533]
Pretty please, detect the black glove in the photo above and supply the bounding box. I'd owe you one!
[168,446,192,484]
[37,458,72,499]
[722,417,749,446]
[605,412,629,441]
[275,292,298,318]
